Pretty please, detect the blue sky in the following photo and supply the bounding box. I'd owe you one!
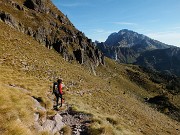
[52,0,180,47]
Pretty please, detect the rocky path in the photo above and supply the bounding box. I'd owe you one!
[33,91,92,135]
[7,84,92,134]
[34,99,92,134]
[59,104,91,135]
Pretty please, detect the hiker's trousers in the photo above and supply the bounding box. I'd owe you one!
[55,94,63,106]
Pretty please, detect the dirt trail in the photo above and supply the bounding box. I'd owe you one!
[50,90,92,135]
[58,104,92,135]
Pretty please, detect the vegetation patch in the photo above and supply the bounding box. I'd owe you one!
[106,117,118,126]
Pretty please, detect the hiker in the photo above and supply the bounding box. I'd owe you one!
[53,79,64,107]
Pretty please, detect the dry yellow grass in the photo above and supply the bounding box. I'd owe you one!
[0,78,34,135]
[0,21,180,135]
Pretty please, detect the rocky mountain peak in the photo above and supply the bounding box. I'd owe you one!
[118,29,133,35]
[105,29,169,49]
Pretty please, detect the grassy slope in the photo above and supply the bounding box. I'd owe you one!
[0,21,179,135]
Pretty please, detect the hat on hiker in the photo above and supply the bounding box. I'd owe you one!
[57,79,62,83]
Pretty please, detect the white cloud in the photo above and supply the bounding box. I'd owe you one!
[92,29,116,35]
[147,32,180,47]
[113,22,137,26]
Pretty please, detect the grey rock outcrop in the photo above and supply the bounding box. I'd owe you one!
[0,11,18,28]
[73,49,84,64]
[34,113,64,134]
[24,0,47,13]
[42,114,64,134]
[8,0,24,11]
[32,96,64,134]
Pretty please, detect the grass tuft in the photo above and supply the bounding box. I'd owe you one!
[88,127,105,135]
[61,125,72,135]
[39,131,51,135]
[106,117,118,126]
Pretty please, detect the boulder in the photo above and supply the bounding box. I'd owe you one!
[42,114,64,134]
[0,11,18,29]
[11,1,24,10]
[52,114,64,133]
[24,0,47,12]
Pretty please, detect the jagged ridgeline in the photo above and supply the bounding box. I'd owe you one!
[0,0,104,65]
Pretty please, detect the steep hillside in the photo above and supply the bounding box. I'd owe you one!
[135,47,180,76]
[0,0,104,66]
[96,42,138,63]
[1,21,180,135]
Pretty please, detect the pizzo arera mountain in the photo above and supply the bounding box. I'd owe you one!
[96,29,180,76]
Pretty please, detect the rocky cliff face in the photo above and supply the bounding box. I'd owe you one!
[0,0,104,66]
[96,42,138,63]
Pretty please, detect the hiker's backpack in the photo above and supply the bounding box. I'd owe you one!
[53,82,59,95]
